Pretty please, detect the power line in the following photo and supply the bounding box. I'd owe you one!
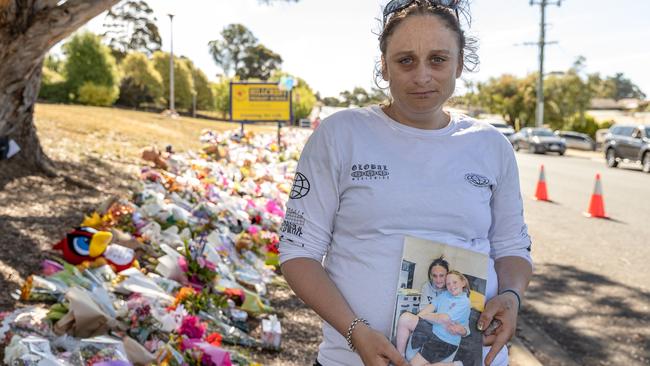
[528,0,563,127]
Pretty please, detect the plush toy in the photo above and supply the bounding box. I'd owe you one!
[102,244,137,273]
[53,227,113,265]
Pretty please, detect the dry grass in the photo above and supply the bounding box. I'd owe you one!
[35,104,277,160]
[0,104,319,365]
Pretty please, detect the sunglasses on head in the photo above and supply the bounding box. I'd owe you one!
[383,0,460,24]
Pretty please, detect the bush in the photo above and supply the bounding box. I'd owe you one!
[77,82,119,106]
[62,31,120,104]
[293,85,317,121]
[563,113,600,138]
[212,78,232,119]
[152,51,195,110]
[117,52,163,107]
[39,66,69,102]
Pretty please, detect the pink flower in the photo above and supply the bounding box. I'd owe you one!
[205,260,216,271]
[179,315,206,339]
[178,256,189,272]
[247,225,260,235]
[197,257,206,268]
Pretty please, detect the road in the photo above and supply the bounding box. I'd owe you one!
[514,149,650,366]
[516,150,650,290]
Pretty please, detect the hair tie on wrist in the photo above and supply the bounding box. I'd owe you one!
[346,317,370,352]
[499,289,521,312]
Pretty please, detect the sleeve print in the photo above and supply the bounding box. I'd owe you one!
[278,125,341,264]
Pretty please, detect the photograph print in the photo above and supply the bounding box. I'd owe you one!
[391,236,488,366]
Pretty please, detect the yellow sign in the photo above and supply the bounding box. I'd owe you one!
[231,83,291,122]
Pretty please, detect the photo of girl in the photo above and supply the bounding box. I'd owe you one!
[396,270,471,365]
[390,237,488,366]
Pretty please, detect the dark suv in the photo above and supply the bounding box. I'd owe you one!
[603,124,650,173]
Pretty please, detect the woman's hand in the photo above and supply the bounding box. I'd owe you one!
[478,292,519,366]
[352,323,409,366]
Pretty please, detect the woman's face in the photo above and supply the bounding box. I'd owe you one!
[382,14,462,119]
[446,273,466,296]
[430,265,448,289]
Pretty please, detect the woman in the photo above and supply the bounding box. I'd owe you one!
[420,256,450,309]
[279,1,533,365]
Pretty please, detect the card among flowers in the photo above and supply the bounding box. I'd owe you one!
[391,236,488,366]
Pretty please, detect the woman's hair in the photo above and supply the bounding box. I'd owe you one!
[374,0,479,87]
[427,255,450,282]
[447,270,471,296]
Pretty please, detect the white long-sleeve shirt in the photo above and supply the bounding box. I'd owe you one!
[279,105,532,366]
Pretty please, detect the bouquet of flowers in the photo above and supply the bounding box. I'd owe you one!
[179,241,218,289]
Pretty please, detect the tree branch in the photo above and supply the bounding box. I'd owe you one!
[28,0,120,51]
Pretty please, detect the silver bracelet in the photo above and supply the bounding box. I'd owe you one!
[345,317,369,351]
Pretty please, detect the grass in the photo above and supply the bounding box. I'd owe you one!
[34,104,277,161]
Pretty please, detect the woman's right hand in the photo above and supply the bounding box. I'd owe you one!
[352,323,409,366]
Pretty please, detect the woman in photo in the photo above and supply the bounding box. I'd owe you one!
[279,1,533,365]
[420,256,450,309]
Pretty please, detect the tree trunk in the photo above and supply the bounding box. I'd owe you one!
[0,57,54,177]
[0,0,120,180]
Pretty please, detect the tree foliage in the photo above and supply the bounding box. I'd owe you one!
[238,44,283,80]
[184,58,215,111]
[471,59,645,132]
[208,24,257,77]
[208,24,283,80]
[338,87,387,107]
[62,31,120,104]
[103,0,161,61]
[588,72,646,101]
[152,51,195,110]
[212,77,233,119]
[117,52,163,107]
[270,71,316,120]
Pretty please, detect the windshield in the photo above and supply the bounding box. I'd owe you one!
[531,129,555,137]
[645,127,650,138]
[490,123,509,129]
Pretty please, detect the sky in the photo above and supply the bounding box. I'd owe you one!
[78,0,650,99]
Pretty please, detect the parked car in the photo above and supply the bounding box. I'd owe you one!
[554,131,596,151]
[511,127,566,155]
[603,124,650,172]
[486,120,516,142]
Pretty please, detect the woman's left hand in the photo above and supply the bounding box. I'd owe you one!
[477,292,519,366]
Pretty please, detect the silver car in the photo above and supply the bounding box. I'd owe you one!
[512,127,567,155]
[487,121,516,142]
[554,131,596,151]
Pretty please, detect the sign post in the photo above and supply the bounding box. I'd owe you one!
[230,82,293,148]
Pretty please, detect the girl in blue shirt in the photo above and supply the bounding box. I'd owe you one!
[398,270,471,365]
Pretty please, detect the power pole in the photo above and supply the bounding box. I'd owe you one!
[529,0,562,127]
[168,14,175,113]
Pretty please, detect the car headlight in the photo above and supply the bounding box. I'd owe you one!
[532,137,541,143]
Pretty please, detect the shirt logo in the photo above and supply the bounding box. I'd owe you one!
[464,173,490,187]
[280,208,305,237]
[351,163,390,181]
[290,172,310,199]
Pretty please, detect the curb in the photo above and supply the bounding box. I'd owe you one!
[513,316,581,366]
[565,149,605,162]
[510,337,543,366]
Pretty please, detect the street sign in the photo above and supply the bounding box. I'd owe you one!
[230,82,292,122]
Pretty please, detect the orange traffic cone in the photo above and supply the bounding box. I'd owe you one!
[533,165,550,201]
[584,174,608,219]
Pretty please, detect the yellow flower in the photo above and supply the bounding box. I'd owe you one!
[81,212,102,228]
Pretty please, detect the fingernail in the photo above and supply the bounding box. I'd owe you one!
[477,321,484,331]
